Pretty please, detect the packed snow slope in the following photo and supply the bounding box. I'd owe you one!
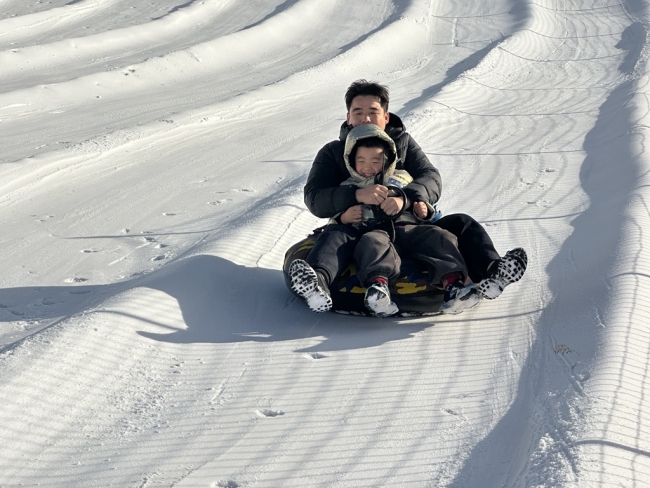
[2,0,650,486]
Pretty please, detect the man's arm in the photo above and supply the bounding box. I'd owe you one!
[402,137,442,205]
[304,143,358,218]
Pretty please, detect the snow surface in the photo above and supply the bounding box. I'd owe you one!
[1,0,650,486]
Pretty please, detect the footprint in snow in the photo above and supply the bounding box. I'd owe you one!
[256,409,284,418]
[527,199,553,208]
[305,352,327,360]
[213,481,239,488]
[553,344,576,356]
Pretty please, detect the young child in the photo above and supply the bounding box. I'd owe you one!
[289,124,462,316]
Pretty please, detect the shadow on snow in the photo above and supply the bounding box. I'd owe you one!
[447,20,647,487]
[0,254,435,354]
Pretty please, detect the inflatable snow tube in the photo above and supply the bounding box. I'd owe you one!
[283,235,445,316]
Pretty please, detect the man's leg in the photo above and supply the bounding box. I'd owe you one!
[434,214,527,299]
[394,223,480,314]
[432,213,501,283]
[393,224,468,285]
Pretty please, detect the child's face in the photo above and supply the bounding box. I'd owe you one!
[354,146,384,178]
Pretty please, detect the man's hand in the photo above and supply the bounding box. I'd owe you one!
[340,205,364,224]
[355,184,388,205]
[413,201,429,219]
[380,196,404,216]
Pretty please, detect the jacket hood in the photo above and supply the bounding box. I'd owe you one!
[342,124,399,184]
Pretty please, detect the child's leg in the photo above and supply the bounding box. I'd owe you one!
[289,259,332,312]
[306,224,362,285]
[352,229,401,287]
[353,230,400,317]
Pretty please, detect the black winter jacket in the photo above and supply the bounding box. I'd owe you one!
[304,113,442,218]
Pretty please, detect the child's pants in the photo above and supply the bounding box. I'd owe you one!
[306,225,400,287]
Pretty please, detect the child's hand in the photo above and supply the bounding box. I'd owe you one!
[340,205,363,224]
[355,185,388,205]
[380,196,404,216]
[413,201,429,219]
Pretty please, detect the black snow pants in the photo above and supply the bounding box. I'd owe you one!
[431,213,501,283]
[305,224,401,287]
[307,213,501,287]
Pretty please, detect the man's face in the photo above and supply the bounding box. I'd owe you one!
[354,146,384,178]
[347,95,389,129]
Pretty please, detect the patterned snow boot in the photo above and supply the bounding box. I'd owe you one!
[477,248,528,300]
[289,259,332,312]
[440,280,481,314]
[364,278,399,317]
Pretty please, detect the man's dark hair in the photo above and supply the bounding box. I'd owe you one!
[345,80,390,112]
[350,137,391,170]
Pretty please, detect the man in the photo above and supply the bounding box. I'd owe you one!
[291,80,527,315]
[291,122,464,317]
[304,80,441,220]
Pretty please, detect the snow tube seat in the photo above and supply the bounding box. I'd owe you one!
[283,234,445,316]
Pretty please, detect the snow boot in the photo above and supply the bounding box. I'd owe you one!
[477,248,528,300]
[440,280,480,314]
[364,278,399,317]
[289,259,332,312]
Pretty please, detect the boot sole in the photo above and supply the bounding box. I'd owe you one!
[289,260,332,312]
[478,248,527,299]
